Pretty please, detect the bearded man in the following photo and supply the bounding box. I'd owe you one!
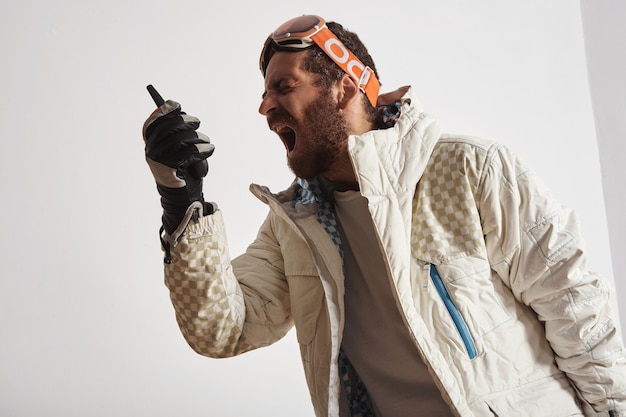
[142,15,626,417]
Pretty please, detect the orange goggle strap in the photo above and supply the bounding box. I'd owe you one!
[309,27,380,107]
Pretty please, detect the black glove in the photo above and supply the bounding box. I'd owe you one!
[142,100,215,248]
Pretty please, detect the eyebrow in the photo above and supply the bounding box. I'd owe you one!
[261,76,296,99]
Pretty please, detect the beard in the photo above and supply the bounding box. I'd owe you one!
[270,89,350,180]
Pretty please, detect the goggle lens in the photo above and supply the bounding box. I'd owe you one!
[272,15,323,40]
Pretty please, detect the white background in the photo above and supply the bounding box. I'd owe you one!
[1,1,623,416]
[581,0,626,342]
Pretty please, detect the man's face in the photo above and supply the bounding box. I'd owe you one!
[259,51,349,179]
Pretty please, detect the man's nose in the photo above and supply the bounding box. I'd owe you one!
[258,94,276,116]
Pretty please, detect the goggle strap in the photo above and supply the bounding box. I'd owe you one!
[310,29,380,107]
[360,67,380,108]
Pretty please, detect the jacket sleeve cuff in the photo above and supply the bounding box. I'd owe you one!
[162,201,220,247]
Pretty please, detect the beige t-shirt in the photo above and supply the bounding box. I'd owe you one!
[334,190,453,417]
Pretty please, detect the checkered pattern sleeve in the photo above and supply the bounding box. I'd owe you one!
[164,210,245,357]
[164,210,292,358]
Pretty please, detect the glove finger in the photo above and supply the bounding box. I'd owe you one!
[148,130,214,169]
[145,122,204,159]
[142,100,181,138]
[146,134,194,167]
[144,112,201,147]
[182,131,214,160]
[195,132,215,158]
[174,135,215,169]
[176,131,214,157]
[179,142,215,169]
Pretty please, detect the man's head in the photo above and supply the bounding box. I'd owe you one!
[260,16,380,113]
[258,15,381,185]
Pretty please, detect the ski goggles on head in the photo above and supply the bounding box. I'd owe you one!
[260,15,380,107]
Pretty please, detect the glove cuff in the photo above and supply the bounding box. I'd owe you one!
[157,183,202,231]
[161,201,218,248]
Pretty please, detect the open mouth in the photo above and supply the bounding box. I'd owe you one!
[277,126,296,153]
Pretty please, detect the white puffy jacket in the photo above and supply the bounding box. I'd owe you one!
[162,87,626,416]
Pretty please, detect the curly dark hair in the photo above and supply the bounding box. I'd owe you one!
[300,21,380,123]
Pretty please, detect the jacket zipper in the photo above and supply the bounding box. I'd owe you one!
[430,264,478,359]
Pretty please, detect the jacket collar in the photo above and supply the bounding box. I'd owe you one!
[251,86,440,208]
[347,86,440,199]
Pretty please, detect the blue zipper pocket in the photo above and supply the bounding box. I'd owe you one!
[430,264,477,359]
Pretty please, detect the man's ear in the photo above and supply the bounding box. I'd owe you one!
[337,74,360,109]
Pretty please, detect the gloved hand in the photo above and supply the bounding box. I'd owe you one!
[142,100,216,250]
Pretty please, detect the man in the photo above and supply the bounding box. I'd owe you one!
[142,15,626,417]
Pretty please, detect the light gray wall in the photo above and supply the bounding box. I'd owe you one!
[581,0,626,337]
[0,1,618,415]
